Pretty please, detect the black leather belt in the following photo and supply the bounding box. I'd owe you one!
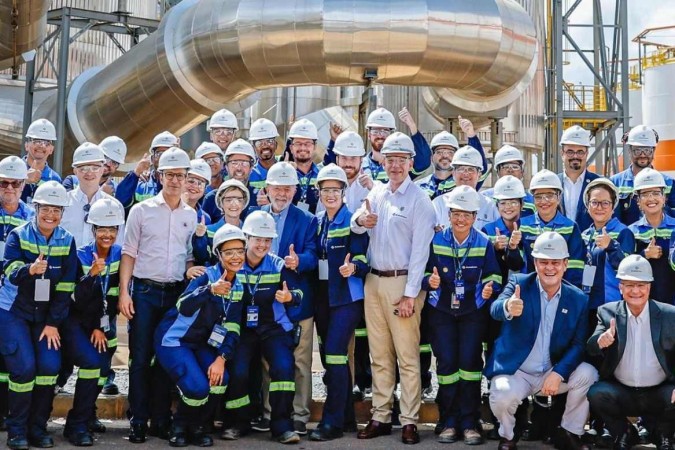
[370,268,408,278]
[133,277,183,290]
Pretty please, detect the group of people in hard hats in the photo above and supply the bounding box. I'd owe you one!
[0,109,674,450]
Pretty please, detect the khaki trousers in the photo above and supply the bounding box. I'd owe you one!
[364,273,424,425]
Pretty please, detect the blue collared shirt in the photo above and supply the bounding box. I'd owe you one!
[519,280,561,376]
[269,206,290,256]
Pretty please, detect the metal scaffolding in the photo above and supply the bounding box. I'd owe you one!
[545,0,630,175]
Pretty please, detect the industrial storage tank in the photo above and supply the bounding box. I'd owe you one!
[643,62,675,177]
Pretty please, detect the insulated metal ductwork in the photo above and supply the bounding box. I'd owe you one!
[0,0,49,70]
[64,0,538,159]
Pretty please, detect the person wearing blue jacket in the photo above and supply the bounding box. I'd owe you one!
[482,145,535,218]
[309,165,369,441]
[248,118,280,210]
[519,169,585,286]
[486,232,598,450]
[288,119,321,214]
[156,224,246,447]
[0,181,77,449]
[20,119,62,205]
[220,211,303,444]
[259,162,319,434]
[61,198,124,446]
[421,186,502,446]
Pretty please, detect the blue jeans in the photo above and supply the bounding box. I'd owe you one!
[127,279,182,426]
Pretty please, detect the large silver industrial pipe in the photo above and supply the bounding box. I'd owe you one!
[0,0,49,70]
[67,0,537,158]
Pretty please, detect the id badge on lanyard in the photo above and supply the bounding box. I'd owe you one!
[245,273,262,328]
[582,232,596,294]
[208,323,227,347]
[452,279,464,310]
[34,244,52,302]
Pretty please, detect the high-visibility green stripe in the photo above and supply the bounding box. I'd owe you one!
[0,373,8,383]
[35,375,57,386]
[0,216,27,226]
[433,245,487,258]
[327,227,350,239]
[355,328,367,337]
[107,337,118,347]
[9,380,34,392]
[352,255,367,264]
[482,274,502,284]
[225,395,250,409]
[567,260,585,269]
[107,287,120,296]
[181,393,208,407]
[269,381,295,392]
[135,193,154,202]
[98,377,106,386]
[78,368,100,380]
[419,344,432,354]
[48,246,71,257]
[210,385,227,395]
[225,322,240,335]
[249,181,266,189]
[523,202,537,212]
[237,273,280,284]
[617,186,632,193]
[325,354,348,365]
[459,369,482,381]
[437,372,460,385]
[5,260,24,277]
[56,282,75,292]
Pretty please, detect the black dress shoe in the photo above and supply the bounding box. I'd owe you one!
[28,433,54,448]
[68,431,94,447]
[129,423,147,444]
[357,420,392,439]
[7,436,29,450]
[101,381,119,396]
[434,419,445,435]
[189,426,213,447]
[309,424,344,441]
[149,421,172,440]
[88,417,107,433]
[558,429,591,450]
[169,426,188,447]
[401,424,420,445]
[499,437,518,450]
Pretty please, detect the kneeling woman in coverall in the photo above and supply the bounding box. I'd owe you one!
[220,210,303,445]
[0,181,77,450]
[62,198,125,446]
[155,224,246,447]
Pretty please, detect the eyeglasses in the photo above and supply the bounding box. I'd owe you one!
[498,200,521,208]
[104,157,120,167]
[227,160,252,168]
[76,165,103,173]
[220,196,245,204]
[211,128,235,136]
[589,200,613,209]
[161,172,187,181]
[38,206,64,215]
[28,138,53,147]
[499,163,522,171]
[631,147,654,157]
[319,188,343,196]
[186,177,207,188]
[454,166,479,174]
[203,156,223,165]
[253,138,277,148]
[638,190,663,200]
[563,149,587,158]
[449,210,475,220]
[0,180,23,189]
[620,282,650,290]
[384,156,411,166]
[291,141,315,149]
[94,226,119,234]
[433,149,455,157]
[534,193,558,202]
[369,129,392,137]
[219,248,245,258]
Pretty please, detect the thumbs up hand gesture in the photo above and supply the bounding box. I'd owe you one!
[257,187,270,206]
[428,267,441,290]
[645,237,662,259]
[30,252,48,276]
[275,281,292,303]
[357,199,378,228]
[595,226,611,250]
[458,115,476,138]
[284,244,299,270]
[506,285,524,317]
[494,228,508,251]
[509,223,522,249]
[339,253,355,278]
[482,281,494,300]
[357,169,374,190]
[89,252,106,277]
[195,215,207,237]
[26,161,42,184]
[598,318,617,349]
[210,270,232,296]
[134,152,151,177]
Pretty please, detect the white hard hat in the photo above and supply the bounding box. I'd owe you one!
[333,131,365,157]
[71,142,105,167]
[188,159,212,182]
[249,118,279,141]
[26,118,57,141]
[86,197,125,227]
[381,132,415,156]
[529,169,562,192]
[0,156,28,180]
[242,210,278,238]
[208,109,239,131]
[430,131,459,150]
[317,164,348,186]
[493,175,526,200]
[626,125,657,147]
[216,179,250,211]
[366,107,396,130]
[157,147,191,171]
[583,177,619,209]
[150,131,179,150]
[443,185,481,212]
[494,145,525,166]
[212,224,247,256]
[288,119,318,140]
[195,142,224,159]
[633,167,666,192]
[99,136,127,164]
[531,231,569,259]
[33,180,70,207]
[266,162,299,186]
[560,125,591,147]
[451,145,483,169]
[225,139,256,160]
[617,255,654,282]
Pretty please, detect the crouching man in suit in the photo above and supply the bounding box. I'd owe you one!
[486,231,598,450]
[587,255,675,450]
